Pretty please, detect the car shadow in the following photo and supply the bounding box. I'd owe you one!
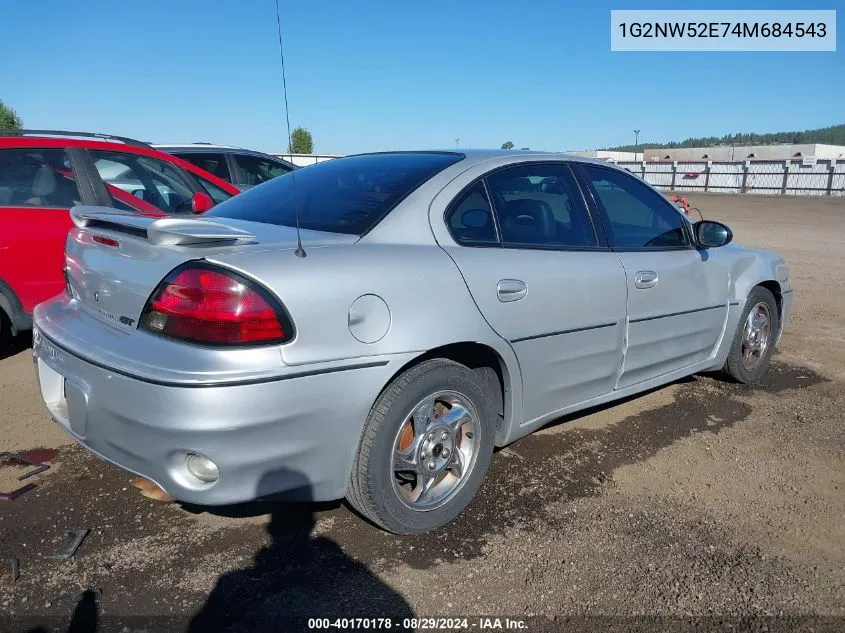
[23,589,98,633]
[525,373,699,436]
[180,374,703,531]
[21,469,413,633]
[184,467,415,633]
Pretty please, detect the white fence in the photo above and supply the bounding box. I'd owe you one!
[272,153,342,167]
[615,159,845,197]
[268,152,845,197]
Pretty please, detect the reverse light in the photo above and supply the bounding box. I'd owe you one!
[185,453,219,483]
[140,263,294,345]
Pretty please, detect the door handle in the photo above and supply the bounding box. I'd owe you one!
[497,279,527,302]
[634,270,658,289]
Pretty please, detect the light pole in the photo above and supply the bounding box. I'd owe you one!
[454,138,460,148]
[634,129,641,161]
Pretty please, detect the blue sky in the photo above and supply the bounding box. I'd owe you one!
[1,0,841,155]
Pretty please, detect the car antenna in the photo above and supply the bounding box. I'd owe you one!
[275,0,305,258]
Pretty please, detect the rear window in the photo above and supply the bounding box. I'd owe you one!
[205,152,463,235]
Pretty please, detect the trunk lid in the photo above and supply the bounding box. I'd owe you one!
[65,206,356,330]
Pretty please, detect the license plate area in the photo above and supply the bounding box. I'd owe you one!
[38,359,68,424]
[38,359,88,436]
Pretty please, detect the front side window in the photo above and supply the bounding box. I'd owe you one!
[485,163,597,248]
[582,165,688,249]
[172,152,232,182]
[0,148,81,208]
[207,152,463,235]
[234,154,292,186]
[91,151,196,214]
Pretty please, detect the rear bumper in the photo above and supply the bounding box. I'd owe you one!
[31,323,415,505]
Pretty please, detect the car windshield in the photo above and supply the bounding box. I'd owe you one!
[206,152,463,235]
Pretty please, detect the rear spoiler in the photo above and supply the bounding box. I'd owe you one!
[69,206,256,246]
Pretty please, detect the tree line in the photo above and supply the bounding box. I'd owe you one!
[604,123,845,152]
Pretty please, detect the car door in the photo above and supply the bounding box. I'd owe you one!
[0,146,86,312]
[439,162,628,424]
[577,164,730,388]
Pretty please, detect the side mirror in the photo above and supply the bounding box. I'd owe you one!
[694,220,733,248]
[191,191,214,214]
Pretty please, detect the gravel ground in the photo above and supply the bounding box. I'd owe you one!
[0,194,843,633]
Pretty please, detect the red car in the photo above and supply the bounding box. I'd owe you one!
[0,130,241,341]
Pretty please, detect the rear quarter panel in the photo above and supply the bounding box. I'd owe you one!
[209,242,523,443]
[209,242,513,366]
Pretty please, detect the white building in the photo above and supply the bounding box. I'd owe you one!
[565,149,641,161]
[643,143,845,162]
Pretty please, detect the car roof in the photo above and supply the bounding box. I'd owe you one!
[0,133,242,195]
[343,148,630,171]
[152,143,297,165]
[153,143,283,156]
[153,143,241,150]
[0,135,165,153]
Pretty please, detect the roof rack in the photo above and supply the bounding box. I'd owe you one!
[0,129,151,148]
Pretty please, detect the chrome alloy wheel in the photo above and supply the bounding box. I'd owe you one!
[741,301,772,371]
[391,391,480,510]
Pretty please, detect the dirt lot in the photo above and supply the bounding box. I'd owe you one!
[1,194,843,632]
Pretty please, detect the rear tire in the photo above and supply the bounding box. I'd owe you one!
[347,359,495,534]
[721,286,779,384]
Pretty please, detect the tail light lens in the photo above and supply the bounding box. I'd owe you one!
[140,263,294,346]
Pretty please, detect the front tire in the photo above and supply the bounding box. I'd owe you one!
[721,286,780,383]
[347,359,495,534]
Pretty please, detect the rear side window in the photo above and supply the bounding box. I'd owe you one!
[207,152,463,235]
[486,163,597,248]
[172,152,232,182]
[446,181,498,244]
[0,148,81,208]
[91,151,196,215]
[233,153,292,186]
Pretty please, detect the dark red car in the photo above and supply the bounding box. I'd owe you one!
[0,130,241,341]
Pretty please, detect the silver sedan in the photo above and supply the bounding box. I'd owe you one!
[32,150,792,534]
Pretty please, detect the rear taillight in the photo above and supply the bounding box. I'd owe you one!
[140,263,294,346]
[93,235,120,247]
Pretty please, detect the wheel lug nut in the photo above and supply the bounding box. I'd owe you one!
[440,431,448,440]
[428,461,436,470]
[442,449,449,458]
[420,452,427,459]
[428,433,434,441]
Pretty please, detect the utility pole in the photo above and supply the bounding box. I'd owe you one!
[634,129,641,161]
[454,138,460,147]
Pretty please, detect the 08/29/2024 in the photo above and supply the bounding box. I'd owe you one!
[307,617,529,630]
